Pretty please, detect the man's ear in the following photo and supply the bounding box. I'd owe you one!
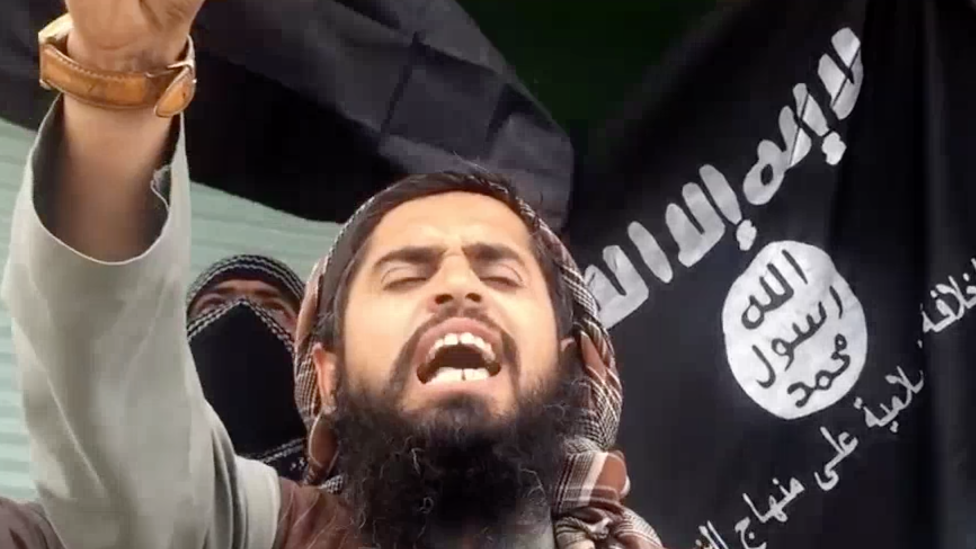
[559,337,575,355]
[312,342,339,410]
[559,336,580,364]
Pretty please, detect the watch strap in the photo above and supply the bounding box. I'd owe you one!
[38,14,197,118]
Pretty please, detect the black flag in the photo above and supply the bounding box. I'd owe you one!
[570,0,976,548]
[0,0,573,227]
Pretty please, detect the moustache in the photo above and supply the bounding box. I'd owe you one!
[385,305,520,398]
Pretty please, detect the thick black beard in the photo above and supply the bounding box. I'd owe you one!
[332,355,583,549]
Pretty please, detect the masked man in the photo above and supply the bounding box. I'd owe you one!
[186,254,308,480]
[0,254,308,548]
[2,1,663,548]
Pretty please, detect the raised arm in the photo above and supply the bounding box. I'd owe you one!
[0,2,279,548]
[54,0,198,260]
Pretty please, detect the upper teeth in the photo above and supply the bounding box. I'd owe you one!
[428,332,496,364]
[423,332,497,384]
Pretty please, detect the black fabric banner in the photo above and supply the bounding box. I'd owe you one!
[5,1,975,547]
[569,0,976,548]
[0,0,573,227]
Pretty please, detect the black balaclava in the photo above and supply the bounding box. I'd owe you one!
[186,255,307,480]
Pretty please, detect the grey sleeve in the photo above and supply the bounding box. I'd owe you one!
[0,100,280,549]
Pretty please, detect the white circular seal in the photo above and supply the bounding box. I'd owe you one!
[722,241,867,419]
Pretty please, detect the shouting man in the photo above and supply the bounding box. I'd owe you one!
[2,0,662,548]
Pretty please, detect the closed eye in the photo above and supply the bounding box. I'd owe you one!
[483,275,521,288]
[196,296,225,313]
[262,300,288,313]
[479,265,523,289]
[384,276,428,291]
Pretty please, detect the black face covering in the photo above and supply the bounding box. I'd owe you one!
[188,299,307,480]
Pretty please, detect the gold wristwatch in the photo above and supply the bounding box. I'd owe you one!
[38,13,197,118]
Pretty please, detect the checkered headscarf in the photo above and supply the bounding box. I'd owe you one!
[187,254,305,314]
[293,173,663,549]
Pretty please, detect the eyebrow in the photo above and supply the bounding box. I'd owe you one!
[371,246,445,275]
[462,242,527,269]
[371,242,528,273]
[206,285,285,301]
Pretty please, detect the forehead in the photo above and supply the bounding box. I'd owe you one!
[368,192,534,251]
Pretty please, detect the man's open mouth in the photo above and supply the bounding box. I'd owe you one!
[417,332,502,385]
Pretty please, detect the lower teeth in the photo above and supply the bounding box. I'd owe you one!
[428,368,490,384]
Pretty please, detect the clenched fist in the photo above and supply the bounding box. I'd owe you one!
[64,0,206,72]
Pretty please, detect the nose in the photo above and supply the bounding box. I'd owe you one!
[428,256,484,311]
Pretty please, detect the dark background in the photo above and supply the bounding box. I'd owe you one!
[458,1,717,148]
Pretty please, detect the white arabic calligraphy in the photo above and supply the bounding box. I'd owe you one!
[921,258,976,335]
[734,517,767,549]
[585,28,863,331]
[695,521,731,549]
[742,477,806,525]
[814,426,859,491]
[853,366,925,434]
[723,242,867,419]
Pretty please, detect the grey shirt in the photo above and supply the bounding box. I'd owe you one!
[2,101,280,549]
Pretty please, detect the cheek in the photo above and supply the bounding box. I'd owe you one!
[509,302,561,384]
[342,294,415,388]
